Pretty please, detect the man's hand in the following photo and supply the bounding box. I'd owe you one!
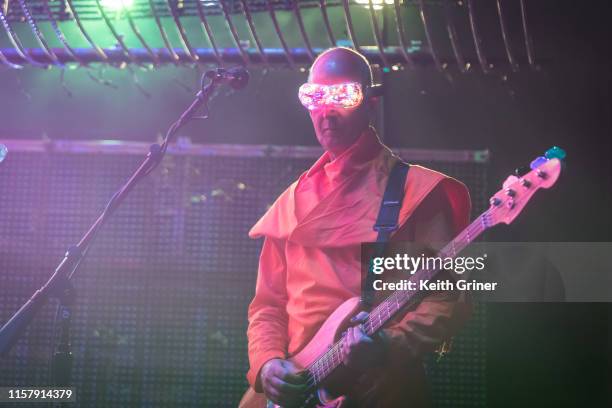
[341,311,387,371]
[260,358,308,406]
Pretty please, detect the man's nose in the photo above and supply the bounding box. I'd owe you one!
[320,105,340,118]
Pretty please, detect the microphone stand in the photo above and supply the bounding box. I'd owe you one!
[0,71,235,388]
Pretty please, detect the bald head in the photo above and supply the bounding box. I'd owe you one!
[305,47,376,159]
[308,47,373,88]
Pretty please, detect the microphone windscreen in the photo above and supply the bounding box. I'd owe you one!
[229,67,250,90]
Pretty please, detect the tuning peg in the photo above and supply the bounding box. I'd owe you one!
[503,175,519,189]
[530,156,548,170]
[545,146,566,161]
[514,166,530,177]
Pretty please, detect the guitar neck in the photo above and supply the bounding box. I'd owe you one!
[306,210,492,385]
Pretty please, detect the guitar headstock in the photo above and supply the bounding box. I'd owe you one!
[485,147,565,227]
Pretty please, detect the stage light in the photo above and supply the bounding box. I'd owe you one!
[100,0,133,11]
[354,0,395,10]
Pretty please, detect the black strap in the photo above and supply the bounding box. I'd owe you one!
[362,161,410,308]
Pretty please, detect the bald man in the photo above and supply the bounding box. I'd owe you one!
[243,47,472,407]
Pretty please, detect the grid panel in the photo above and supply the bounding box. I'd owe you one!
[0,149,487,407]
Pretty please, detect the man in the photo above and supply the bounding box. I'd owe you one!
[244,47,472,407]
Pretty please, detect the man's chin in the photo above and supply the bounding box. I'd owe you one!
[320,136,340,149]
[320,129,344,142]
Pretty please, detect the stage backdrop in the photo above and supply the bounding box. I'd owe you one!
[0,141,488,407]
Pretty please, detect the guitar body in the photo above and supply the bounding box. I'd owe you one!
[239,297,362,408]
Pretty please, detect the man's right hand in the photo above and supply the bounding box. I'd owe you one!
[260,358,308,407]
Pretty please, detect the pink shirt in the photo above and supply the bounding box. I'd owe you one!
[246,128,471,389]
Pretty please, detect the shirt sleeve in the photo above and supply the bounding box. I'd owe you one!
[246,236,290,391]
[380,182,473,362]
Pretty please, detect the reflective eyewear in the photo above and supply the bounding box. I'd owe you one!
[298,82,364,110]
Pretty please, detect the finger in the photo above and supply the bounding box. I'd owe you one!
[350,327,362,350]
[355,324,368,340]
[341,336,348,358]
[272,377,307,394]
[279,372,308,387]
[266,390,282,406]
[268,379,305,407]
[346,327,362,366]
[267,389,300,408]
[342,332,351,363]
[342,340,351,366]
[268,363,286,378]
[354,325,365,339]
[350,311,369,324]
[357,328,375,347]
[263,383,284,406]
[283,372,307,385]
[280,362,308,385]
[346,326,356,348]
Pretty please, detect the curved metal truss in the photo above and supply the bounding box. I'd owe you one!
[0,0,537,71]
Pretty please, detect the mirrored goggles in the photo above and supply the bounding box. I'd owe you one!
[298,82,364,110]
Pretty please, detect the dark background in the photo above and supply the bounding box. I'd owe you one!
[1,1,610,406]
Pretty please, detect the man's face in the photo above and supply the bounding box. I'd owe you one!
[307,59,371,157]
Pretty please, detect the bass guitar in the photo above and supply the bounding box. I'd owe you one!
[240,148,565,408]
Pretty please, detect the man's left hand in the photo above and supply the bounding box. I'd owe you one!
[341,311,387,371]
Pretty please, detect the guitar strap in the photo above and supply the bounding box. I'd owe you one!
[361,160,410,309]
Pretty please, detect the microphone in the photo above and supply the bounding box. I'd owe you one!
[205,67,250,90]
